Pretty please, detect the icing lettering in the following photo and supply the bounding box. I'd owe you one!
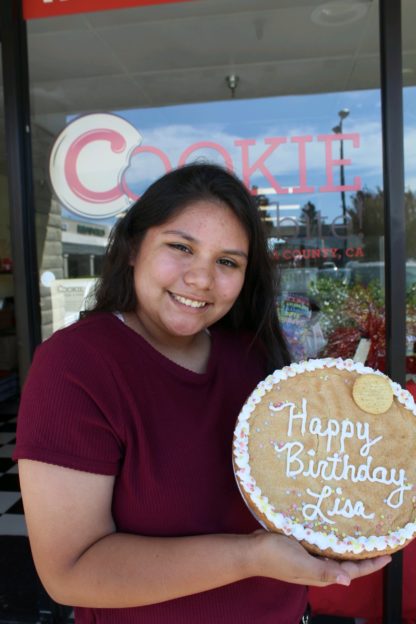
[272,398,411,519]
[328,487,375,521]
[303,485,335,524]
[270,400,382,455]
[302,485,374,524]
[276,441,304,476]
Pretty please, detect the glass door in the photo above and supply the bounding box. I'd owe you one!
[27,0,385,366]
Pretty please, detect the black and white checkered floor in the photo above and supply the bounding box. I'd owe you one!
[0,416,27,535]
[0,402,75,622]
[0,414,26,537]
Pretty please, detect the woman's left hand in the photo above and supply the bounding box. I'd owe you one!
[245,530,391,587]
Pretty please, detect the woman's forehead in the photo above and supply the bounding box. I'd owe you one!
[137,200,249,253]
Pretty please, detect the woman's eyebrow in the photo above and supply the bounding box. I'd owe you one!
[163,229,248,259]
[222,249,248,259]
[163,229,196,242]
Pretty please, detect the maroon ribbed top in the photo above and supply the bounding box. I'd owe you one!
[14,312,307,623]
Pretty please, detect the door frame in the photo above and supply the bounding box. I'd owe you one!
[0,0,41,382]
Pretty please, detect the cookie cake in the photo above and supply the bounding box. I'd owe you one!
[233,358,416,560]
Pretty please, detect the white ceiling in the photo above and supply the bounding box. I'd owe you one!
[1,0,416,137]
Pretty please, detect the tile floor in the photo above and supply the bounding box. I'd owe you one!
[0,401,73,622]
[0,415,27,538]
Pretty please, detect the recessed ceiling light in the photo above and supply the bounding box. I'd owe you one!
[311,2,369,27]
[402,67,414,75]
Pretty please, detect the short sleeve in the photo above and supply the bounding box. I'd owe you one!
[13,327,124,475]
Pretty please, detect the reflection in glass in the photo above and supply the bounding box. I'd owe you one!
[403,0,416,380]
[27,0,385,360]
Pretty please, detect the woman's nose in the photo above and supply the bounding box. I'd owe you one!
[183,262,214,290]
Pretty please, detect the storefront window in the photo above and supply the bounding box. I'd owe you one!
[28,0,385,365]
[402,0,416,381]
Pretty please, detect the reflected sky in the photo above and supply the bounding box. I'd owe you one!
[64,86,416,225]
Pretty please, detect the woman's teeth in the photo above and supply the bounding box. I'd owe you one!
[171,294,207,308]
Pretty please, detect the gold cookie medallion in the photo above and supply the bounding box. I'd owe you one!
[352,373,394,414]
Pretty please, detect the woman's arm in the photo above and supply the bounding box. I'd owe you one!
[19,459,390,609]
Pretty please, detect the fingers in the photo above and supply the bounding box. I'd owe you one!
[249,531,391,588]
[339,555,392,581]
[307,554,391,588]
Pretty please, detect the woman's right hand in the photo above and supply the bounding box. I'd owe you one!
[245,529,391,587]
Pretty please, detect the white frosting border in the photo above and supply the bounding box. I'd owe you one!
[233,357,416,555]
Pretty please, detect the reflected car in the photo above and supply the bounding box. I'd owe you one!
[345,261,416,287]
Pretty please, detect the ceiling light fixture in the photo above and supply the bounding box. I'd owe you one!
[226,74,239,99]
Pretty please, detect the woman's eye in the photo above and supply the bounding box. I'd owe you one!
[168,243,191,253]
[218,258,237,268]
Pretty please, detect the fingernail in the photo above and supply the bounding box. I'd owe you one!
[336,575,350,586]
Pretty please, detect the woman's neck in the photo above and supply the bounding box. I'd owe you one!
[123,311,211,374]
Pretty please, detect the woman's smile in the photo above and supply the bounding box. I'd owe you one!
[168,292,210,309]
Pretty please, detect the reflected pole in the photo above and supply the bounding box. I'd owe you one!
[332,109,350,256]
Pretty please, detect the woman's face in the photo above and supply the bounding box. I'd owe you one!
[130,200,249,345]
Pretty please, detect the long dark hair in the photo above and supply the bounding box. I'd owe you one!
[91,163,290,372]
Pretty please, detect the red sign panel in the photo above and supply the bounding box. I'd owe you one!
[23,0,191,20]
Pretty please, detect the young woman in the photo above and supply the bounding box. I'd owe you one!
[14,164,390,624]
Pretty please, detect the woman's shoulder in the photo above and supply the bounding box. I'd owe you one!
[35,312,119,362]
[25,312,130,400]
